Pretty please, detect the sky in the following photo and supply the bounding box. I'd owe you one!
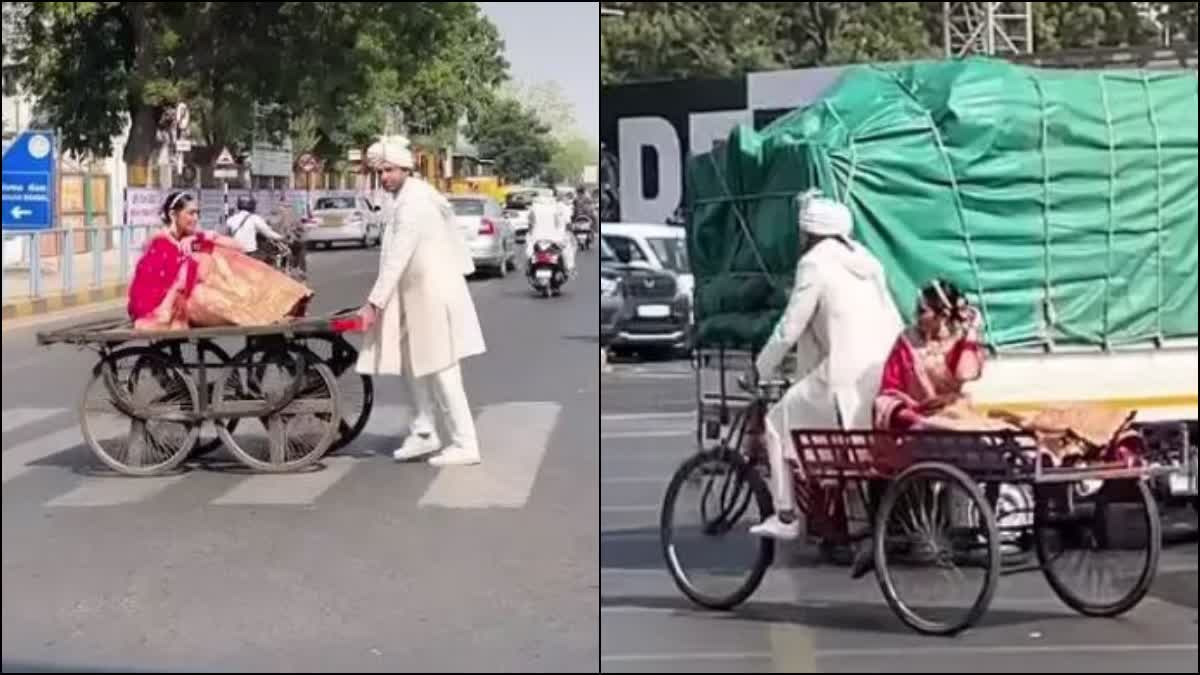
[477,2,599,143]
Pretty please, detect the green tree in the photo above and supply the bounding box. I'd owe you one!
[467,98,553,183]
[10,2,507,183]
[549,135,598,187]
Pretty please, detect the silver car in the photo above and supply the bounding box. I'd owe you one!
[449,195,517,277]
[304,195,382,249]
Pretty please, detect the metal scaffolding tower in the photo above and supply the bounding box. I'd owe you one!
[943,2,1035,57]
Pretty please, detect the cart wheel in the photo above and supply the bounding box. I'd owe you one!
[874,462,1000,636]
[298,336,374,453]
[154,339,237,457]
[79,347,200,476]
[214,345,341,472]
[660,450,775,610]
[1034,478,1160,618]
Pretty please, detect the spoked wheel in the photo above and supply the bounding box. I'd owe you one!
[1034,478,1160,617]
[660,450,775,610]
[874,462,1000,636]
[79,347,200,476]
[213,343,341,472]
[297,335,373,453]
[153,338,236,457]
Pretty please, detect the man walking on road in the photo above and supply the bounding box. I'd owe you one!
[356,135,487,467]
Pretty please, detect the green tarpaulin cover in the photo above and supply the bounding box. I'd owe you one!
[687,58,1198,351]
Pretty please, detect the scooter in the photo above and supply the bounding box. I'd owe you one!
[571,216,595,251]
[526,240,567,298]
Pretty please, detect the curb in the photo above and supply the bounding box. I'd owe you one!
[2,283,127,321]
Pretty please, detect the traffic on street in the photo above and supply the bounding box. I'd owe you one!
[3,244,600,672]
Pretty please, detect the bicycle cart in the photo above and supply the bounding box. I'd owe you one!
[36,309,373,476]
[661,349,1172,636]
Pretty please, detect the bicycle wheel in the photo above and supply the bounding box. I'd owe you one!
[874,462,1000,636]
[298,335,373,453]
[154,338,236,456]
[1034,478,1160,617]
[213,344,340,472]
[660,449,775,610]
[79,347,200,476]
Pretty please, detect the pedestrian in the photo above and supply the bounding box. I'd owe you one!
[274,199,307,280]
[749,191,904,541]
[356,135,486,467]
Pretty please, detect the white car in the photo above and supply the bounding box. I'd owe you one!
[600,223,693,302]
[449,194,517,277]
[304,195,382,249]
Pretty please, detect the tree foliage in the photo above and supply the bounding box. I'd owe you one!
[602,2,1195,84]
[9,2,508,180]
[467,97,554,184]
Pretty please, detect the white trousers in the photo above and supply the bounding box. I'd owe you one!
[762,376,847,513]
[408,363,479,454]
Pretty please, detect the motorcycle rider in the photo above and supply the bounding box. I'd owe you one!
[526,194,575,277]
[226,195,286,263]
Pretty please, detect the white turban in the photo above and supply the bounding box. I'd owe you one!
[798,192,852,238]
[366,135,414,170]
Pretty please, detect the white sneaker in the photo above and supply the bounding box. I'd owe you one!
[749,515,801,541]
[428,445,482,467]
[393,432,441,461]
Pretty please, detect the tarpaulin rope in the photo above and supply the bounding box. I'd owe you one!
[823,101,859,203]
[1032,75,1058,351]
[1141,71,1166,346]
[926,111,994,346]
[702,151,784,294]
[1099,73,1117,351]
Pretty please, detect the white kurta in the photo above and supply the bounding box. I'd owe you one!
[755,238,903,429]
[357,178,486,379]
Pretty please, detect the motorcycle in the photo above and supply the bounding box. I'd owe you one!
[526,240,567,298]
[571,215,595,251]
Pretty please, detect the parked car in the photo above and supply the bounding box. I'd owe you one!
[449,194,517,277]
[601,237,690,355]
[304,194,382,249]
[600,222,693,302]
[600,240,626,347]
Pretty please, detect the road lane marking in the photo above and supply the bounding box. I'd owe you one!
[602,412,695,422]
[602,430,691,439]
[47,473,190,507]
[419,401,560,509]
[2,428,85,484]
[602,505,660,514]
[769,623,817,673]
[816,644,1198,658]
[210,456,359,506]
[601,652,771,663]
[1,407,65,434]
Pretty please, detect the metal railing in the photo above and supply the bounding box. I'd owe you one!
[2,224,159,301]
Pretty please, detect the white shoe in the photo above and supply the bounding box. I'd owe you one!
[749,515,800,541]
[393,432,441,461]
[428,445,482,467]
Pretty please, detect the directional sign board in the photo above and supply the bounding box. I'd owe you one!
[1,131,56,230]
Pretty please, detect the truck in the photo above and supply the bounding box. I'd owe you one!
[685,58,1198,506]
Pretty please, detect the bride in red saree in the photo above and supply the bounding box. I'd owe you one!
[127,192,312,331]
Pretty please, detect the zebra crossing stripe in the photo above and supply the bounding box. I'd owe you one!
[46,473,190,507]
[210,456,360,506]
[2,428,85,484]
[2,408,67,434]
[418,401,561,509]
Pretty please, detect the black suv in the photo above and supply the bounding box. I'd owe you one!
[600,239,690,355]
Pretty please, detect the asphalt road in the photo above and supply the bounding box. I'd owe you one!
[3,244,600,672]
[600,359,1199,673]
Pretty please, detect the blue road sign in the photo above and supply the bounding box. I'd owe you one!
[2,131,56,230]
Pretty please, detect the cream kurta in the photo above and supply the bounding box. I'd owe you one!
[356,178,486,378]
